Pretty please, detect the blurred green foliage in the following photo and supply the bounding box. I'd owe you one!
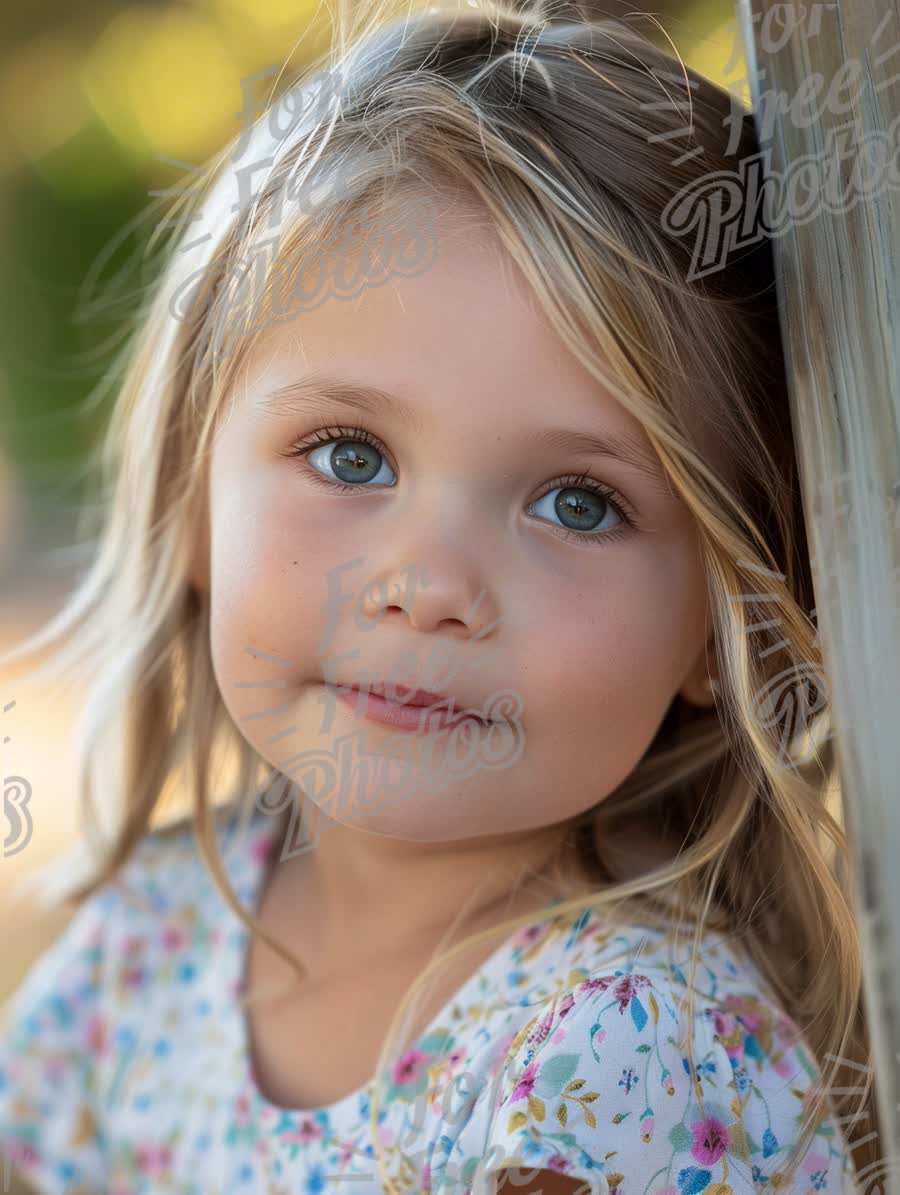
[0,0,743,530]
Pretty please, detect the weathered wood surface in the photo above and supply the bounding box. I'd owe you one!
[737,0,900,1188]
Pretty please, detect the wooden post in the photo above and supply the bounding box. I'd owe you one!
[736,0,900,1188]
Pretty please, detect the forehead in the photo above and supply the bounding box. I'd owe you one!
[220,188,734,494]
[233,210,612,415]
[230,182,497,354]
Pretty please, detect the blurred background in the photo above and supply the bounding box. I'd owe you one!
[0,0,751,1007]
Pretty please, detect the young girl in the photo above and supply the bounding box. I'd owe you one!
[0,0,879,1191]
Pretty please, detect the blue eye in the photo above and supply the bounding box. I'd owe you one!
[303,429,396,487]
[283,425,637,546]
[527,480,630,544]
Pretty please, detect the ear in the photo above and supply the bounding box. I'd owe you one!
[679,667,718,710]
[678,635,719,709]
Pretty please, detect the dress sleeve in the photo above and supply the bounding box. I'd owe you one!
[471,972,857,1195]
[0,891,113,1195]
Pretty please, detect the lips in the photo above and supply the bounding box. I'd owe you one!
[335,680,494,722]
[355,683,451,708]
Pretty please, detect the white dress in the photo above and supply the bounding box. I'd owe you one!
[0,806,858,1194]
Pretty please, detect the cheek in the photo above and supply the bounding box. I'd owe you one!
[207,474,340,742]
[516,576,694,815]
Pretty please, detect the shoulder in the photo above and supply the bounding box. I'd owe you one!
[0,849,138,1190]
[0,802,266,1034]
[0,826,187,1191]
[0,803,269,1193]
[468,919,855,1195]
[74,801,272,928]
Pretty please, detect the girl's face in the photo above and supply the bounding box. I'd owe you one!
[194,201,717,845]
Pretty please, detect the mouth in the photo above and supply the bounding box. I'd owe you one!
[328,682,495,734]
[363,683,454,708]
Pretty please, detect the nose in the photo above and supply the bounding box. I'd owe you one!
[360,566,501,642]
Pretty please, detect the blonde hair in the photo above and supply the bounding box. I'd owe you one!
[2,0,880,1188]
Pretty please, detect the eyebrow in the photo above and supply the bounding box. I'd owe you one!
[260,374,670,487]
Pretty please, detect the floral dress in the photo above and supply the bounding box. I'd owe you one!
[0,805,858,1194]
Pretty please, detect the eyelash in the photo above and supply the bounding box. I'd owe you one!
[282,423,639,546]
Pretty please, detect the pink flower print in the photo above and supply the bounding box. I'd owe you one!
[774,1012,802,1046]
[722,994,767,1036]
[338,1142,356,1167]
[488,1033,519,1085]
[123,934,145,957]
[513,922,548,950]
[802,1149,828,1177]
[125,967,145,990]
[543,1155,572,1175]
[448,1046,467,1069]
[528,1006,556,1051]
[691,1116,730,1165]
[641,1116,655,1144]
[8,1140,38,1171]
[280,1117,324,1145]
[712,1011,743,1060]
[135,1143,173,1176]
[591,1026,606,1052]
[161,925,186,953]
[773,1016,803,1067]
[611,973,650,1014]
[558,992,576,1020]
[771,1051,795,1079]
[510,1060,539,1103]
[85,1012,107,1055]
[235,1094,251,1126]
[252,832,275,863]
[392,1049,428,1086]
[298,1117,324,1144]
[712,1011,737,1038]
[579,975,616,998]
